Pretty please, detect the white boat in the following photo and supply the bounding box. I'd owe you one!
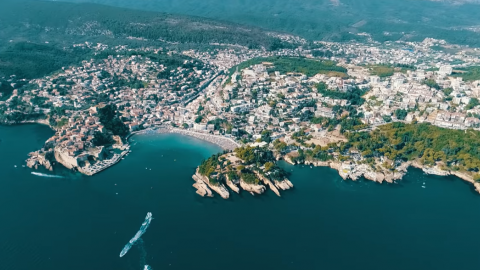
[119,212,153,257]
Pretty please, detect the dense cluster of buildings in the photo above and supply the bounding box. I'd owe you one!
[0,36,479,174]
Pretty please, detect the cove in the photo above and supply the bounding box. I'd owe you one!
[1,124,480,270]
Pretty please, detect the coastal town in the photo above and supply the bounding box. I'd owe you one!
[1,36,480,197]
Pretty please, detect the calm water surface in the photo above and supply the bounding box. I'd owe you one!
[1,124,480,270]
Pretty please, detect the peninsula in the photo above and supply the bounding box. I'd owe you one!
[192,145,293,198]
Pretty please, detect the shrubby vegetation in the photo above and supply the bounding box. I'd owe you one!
[98,104,129,137]
[316,84,368,106]
[235,146,275,165]
[0,42,90,79]
[240,172,260,185]
[311,116,367,133]
[0,80,14,101]
[198,154,221,177]
[367,64,416,77]
[395,109,408,120]
[62,0,480,46]
[466,98,480,110]
[368,65,394,78]
[198,146,288,187]
[452,66,480,82]
[207,118,233,133]
[0,0,290,52]
[92,131,114,146]
[347,122,480,172]
[0,0,295,79]
[423,79,441,90]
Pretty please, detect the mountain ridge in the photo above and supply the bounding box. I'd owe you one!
[56,0,480,46]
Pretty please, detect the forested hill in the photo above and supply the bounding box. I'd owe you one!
[0,0,287,50]
[61,0,480,46]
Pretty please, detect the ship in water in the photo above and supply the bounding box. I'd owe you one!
[144,265,152,270]
[119,212,153,257]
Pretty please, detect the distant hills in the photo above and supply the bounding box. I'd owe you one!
[0,0,286,50]
[58,0,480,46]
[0,0,292,79]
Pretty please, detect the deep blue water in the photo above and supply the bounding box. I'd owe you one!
[1,124,480,270]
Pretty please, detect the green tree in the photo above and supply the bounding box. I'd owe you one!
[395,109,408,120]
[466,98,479,110]
[264,162,274,172]
[98,104,129,137]
[92,131,114,146]
[261,130,272,143]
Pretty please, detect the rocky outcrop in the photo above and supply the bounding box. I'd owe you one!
[284,155,295,165]
[192,169,229,199]
[303,158,480,195]
[254,171,281,197]
[192,180,213,197]
[239,180,266,195]
[26,151,54,171]
[303,160,406,184]
[225,176,240,194]
[451,171,480,194]
[274,179,293,191]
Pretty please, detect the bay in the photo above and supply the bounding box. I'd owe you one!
[1,124,479,270]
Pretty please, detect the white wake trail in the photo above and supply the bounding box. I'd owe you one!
[31,172,64,178]
[119,212,153,258]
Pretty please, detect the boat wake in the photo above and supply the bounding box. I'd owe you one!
[119,212,153,258]
[31,172,64,178]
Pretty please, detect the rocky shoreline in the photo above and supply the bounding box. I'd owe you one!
[26,123,240,176]
[192,169,230,199]
[192,168,294,199]
[19,122,480,195]
[284,157,480,195]
[26,150,54,171]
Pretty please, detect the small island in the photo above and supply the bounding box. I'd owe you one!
[192,145,293,199]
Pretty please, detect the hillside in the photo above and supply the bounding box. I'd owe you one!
[60,0,480,46]
[0,0,292,79]
[0,0,288,49]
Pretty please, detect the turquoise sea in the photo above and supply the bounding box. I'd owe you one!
[1,124,480,270]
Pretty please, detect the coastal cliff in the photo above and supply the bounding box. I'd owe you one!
[192,169,230,199]
[239,179,266,195]
[26,151,54,171]
[299,158,480,194]
[411,162,480,194]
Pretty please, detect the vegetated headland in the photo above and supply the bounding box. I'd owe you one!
[193,145,293,199]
